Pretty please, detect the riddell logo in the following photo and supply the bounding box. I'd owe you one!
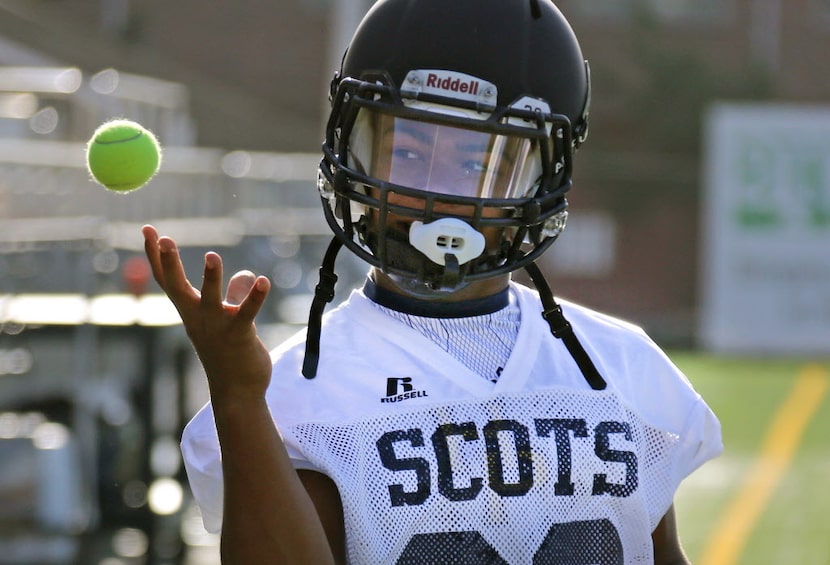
[405,69,496,104]
[382,377,429,403]
[426,73,480,96]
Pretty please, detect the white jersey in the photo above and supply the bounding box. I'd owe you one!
[182,282,722,564]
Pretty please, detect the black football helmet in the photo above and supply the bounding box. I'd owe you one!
[317,0,590,295]
[305,0,603,388]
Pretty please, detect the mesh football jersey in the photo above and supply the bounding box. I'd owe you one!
[182,282,722,564]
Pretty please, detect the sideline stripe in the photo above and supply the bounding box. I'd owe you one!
[697,364,828,565]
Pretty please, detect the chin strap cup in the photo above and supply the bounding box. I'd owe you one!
[409,218,486,267]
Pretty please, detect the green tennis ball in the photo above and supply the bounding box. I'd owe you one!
[86,119,162,192]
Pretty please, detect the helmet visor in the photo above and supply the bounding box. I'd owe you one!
[352,110,541,200]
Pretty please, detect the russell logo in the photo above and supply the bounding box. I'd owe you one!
[382,377,429,403]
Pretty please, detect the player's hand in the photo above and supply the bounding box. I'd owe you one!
[142,225,273,402]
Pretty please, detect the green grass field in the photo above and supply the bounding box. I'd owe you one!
[669,353,830,565]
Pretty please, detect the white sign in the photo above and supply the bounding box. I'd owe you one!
[700,103,830,354]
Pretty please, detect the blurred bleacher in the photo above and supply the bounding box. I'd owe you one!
[0,64,355,297]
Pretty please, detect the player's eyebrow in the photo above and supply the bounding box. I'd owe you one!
[387,121,435,145]
[381,120,520,167]
[456,138,519,168]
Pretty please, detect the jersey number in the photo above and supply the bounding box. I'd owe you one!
[396,519,623,564]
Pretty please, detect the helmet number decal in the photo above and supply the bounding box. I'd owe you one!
[508,96,553,135]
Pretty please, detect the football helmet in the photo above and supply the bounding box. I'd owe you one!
[304,0,603,386]
[317,0,591,295]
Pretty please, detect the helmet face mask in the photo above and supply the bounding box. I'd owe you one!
[317,0,590,295]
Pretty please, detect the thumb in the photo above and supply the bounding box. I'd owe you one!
[225,270,257,305]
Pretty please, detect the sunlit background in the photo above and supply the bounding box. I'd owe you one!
[1,1,829,564]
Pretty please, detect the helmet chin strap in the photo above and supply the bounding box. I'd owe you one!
[522,261,606,390]
[303,237,342,378]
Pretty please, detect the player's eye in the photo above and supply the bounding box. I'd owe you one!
[461,160,488,175]
[391,148,423,162]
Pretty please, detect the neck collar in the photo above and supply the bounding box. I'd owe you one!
[363,278,509,318]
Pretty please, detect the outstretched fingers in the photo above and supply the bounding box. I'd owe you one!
[142,226,274,403]
[142,225,270,324]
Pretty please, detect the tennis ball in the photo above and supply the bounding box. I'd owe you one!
[86,119,162,192]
